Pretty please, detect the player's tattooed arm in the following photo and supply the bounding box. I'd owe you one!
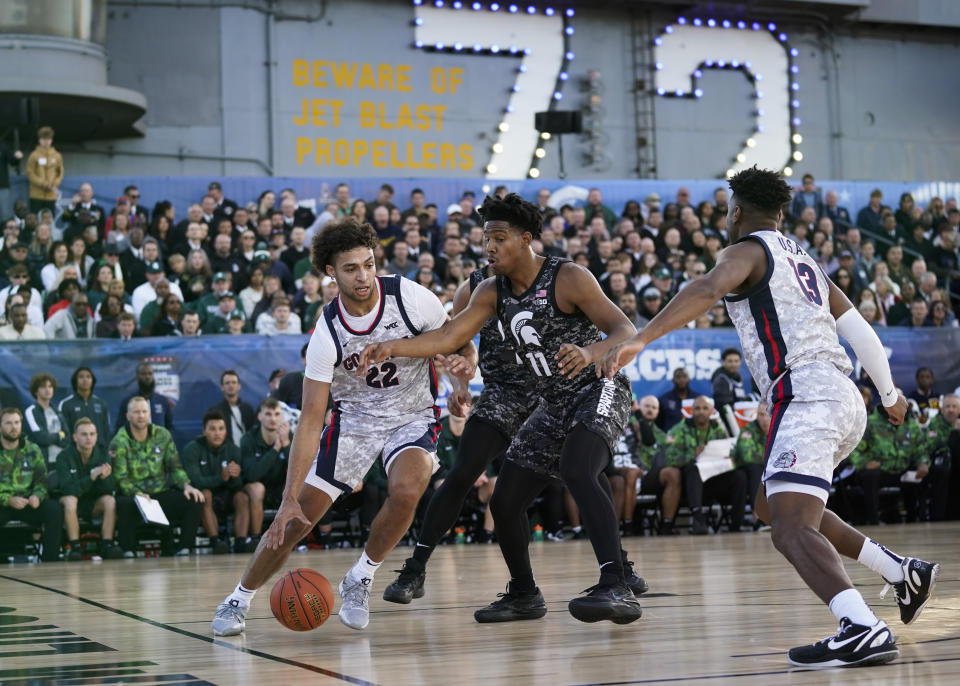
[598,240,765,378]
[357,280,495,373]
[553,262,639,379]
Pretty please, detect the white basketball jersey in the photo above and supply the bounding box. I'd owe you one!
[305,275,446,423]
[724,230,852,400]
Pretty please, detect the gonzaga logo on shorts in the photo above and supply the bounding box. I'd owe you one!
[773,450,798,469]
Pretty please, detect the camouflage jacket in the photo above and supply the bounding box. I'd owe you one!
[110,425,188,496]
[0,438,48,505]
[850,408,921,472]
[732,420,767,467]
[55,443,115,498]
[664,419,728,468]
[633,419,668,471]
[918,413,954,467]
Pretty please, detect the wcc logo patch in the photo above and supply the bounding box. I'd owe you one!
[772,450,798,469]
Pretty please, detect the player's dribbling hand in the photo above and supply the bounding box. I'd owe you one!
[264,497,310,550]
[447,390,472,418]
[555,343,592,379]
[598,340,646,379]
[184,484,205,503]
[356,342,393,376]
[884,392,908,426]
[437,353,475,379]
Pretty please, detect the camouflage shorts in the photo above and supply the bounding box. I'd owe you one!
[470,382,542,440]
[763,362,867,503]
[506,374,631,479]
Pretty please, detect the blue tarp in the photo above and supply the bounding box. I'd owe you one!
[3,328,956,449]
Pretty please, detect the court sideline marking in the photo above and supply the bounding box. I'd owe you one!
[0,574,379,686]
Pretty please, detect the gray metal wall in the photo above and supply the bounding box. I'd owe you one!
[60,0,960,181]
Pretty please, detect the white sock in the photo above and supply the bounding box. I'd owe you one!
[228,582,256,607]
[857,538,905,583]
[350,550,382,582]
[829,588,879,627]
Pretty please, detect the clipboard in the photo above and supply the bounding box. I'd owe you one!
[135,494,170,526]
[695,438,736,483]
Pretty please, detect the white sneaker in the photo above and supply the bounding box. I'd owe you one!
[211,598,247,636]
[338,572,371,630]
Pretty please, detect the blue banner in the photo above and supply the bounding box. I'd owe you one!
[3,329,957,450]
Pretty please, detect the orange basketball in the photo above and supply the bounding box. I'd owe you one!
[270,568,335,631]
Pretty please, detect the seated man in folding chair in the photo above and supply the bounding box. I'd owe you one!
[631,395,681,535]
[662,395,747,534]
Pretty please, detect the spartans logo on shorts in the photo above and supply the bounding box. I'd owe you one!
[773,450,798,469]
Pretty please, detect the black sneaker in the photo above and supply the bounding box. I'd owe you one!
[474,584,547,623]
[689,512,709,535]
[658,520,677,536]
[66,547,83,562]
[568,581,642,624]
[881,558,940,625]
[211,538,230,555]
[622,558,649,596]
[383,558,426,604]
[788,617,898,668]
[102,543,124,560]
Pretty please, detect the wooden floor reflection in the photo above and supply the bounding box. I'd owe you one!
[1,522,958,685]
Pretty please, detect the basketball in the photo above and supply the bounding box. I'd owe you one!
[270,568,335,631]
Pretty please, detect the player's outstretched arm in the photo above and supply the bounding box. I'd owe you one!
[264,377,329,550]
[554,263,638,378]
[828,278,906,424]
[356,280,496,373]
[598,240,765,378]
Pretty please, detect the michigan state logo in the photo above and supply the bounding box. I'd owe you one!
[773,450,798,469]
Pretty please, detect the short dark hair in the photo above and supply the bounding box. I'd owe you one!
[70,366,96,393]
[728,166,792,215]
[30,372,57,398]
[477,193,542,239]
[722,348,741,360]
[1,407,23,422]
[915,366,933,379]
[202,409,226,427]
[58,278,81,297]
[379,183,394,194]
[258,397,280,412]
[220,369,239,384]
[310,216,378,272]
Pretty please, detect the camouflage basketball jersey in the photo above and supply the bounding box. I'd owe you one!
[469,267,527,388]
[320,275,438,423]
[724,230,852,400]
[496,256,617,404]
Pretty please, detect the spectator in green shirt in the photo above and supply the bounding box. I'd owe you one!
[0,408,63,561]
[181,410,247,554]
[663,395,747,534]
[111,396,204,557]
[240,398,292,545]
[731,403,770,506]
[631,395,682,535]
[56,417,122,560]
[58,366,111,449]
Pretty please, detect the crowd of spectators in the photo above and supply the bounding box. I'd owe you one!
[3,127,960,560]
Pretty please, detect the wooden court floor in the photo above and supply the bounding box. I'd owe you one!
[1,522,958,686]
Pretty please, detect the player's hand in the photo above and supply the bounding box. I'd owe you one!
[183,484,205,503]
[437,353,475,380]
[351,482,363,494]
[28,495,40,509]
[100,463,112,478]
[264,497,310,550]
[916,463,930,479]
[884,393,908,426]
[447,390,472,418]
[356,341,394,376]
[277,422,291,448]
[227,461,242,478]
[221,464,232,481]
[8,496,28,510]
[598,339,645,379]
[473,473,489,488]
[555,343,592,379]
